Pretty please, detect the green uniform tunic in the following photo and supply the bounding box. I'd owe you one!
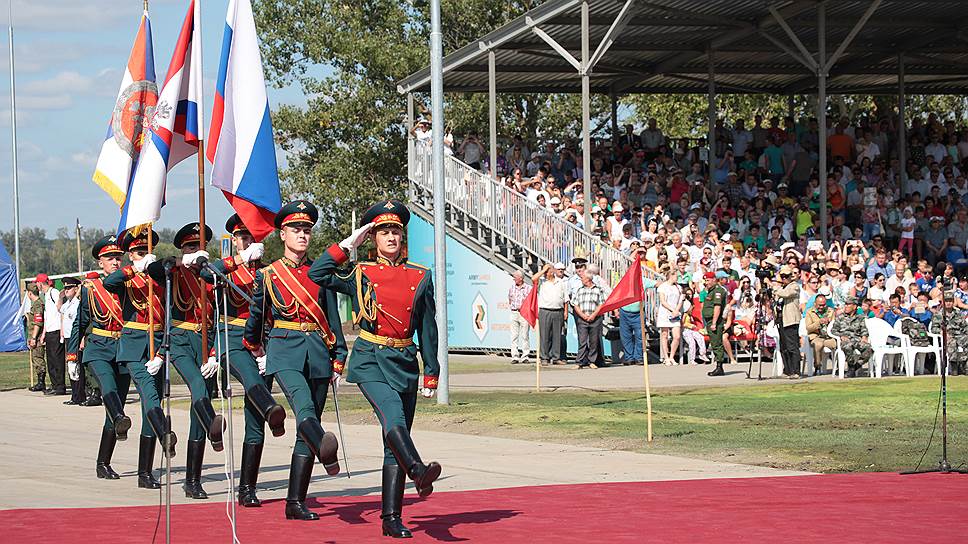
[27,297,46,381]
[309,244,440,465]
[244,256,347,457]
[702,284,728,365]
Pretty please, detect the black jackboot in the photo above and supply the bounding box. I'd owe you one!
[28,376,46,392]
[297,418,340,476]
[385,426,441,498]
[248,385,286,437]
[381,464,412,538]
[145,407,178,459]
[138,435,161,489]
[707,361,725,376]
[285,453,319,520]
[192,398,225,452]
[183,439,209,499]
[102,391,131,440]
[95,427,121,479]
[238,442,264,507]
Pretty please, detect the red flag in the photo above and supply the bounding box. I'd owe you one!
[519,280,539,328]
[598,258,644,314]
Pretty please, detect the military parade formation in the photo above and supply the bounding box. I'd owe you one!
[48,200,441,538]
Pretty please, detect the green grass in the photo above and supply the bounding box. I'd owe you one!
[0,352,30,391]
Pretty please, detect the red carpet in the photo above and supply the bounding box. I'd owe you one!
[2,472,966,543]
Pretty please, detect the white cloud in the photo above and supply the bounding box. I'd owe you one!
[22,71,96,94]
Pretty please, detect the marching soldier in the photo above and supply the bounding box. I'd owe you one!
[930,293,968,375]
[702,271,729,377]
[830,297,873,378]
[167,222,226,500]
[25,284,47,392]
[66,236,133,480]
[102,230,177,489]
[310,200,441,539]
[201,214,287,507]
[244,200,347,521]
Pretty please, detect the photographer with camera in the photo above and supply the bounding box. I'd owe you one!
[772,265,802,379]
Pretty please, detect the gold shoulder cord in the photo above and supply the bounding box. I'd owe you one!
[87,284,111,325]
[354,265,377,326]
[172,270,196,313]
[265,269,298,319]
[126,277,147,313]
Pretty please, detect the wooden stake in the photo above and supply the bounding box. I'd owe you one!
[639,304,653,443]
[535,316,541,392]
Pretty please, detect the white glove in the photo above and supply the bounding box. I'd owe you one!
[339,223,374,252]
[68,361,80,381]
[146,356,163,375]
[182,250,210,268]
[256,354,267,375]
[250,345,266,359]
[133,254,157,273]
[239,243,264,263]
[200,357,219,379]
[331,373,342,390]
[421,387,435,399]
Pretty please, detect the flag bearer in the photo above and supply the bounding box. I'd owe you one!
[244,200,347,521]
[310,200,441,539]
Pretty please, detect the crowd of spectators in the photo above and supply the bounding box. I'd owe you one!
[466,110,968,376]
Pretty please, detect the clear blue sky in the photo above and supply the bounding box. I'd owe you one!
[0,0,308,234]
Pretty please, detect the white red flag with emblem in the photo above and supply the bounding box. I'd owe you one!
[92,9,157,207]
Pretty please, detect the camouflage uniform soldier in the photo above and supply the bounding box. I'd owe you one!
[831,297,873,378]
[930,293,968,375]
[900,317,932,347]
[25,285,47,392]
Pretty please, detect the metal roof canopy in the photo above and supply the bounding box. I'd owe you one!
[398,0,968,96]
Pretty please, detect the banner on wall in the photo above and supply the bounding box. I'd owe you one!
[408,215,577,352]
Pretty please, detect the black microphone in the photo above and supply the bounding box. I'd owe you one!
[162,256,177,271]
[194,255,209,267]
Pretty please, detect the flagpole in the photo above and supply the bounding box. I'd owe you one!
[148,223,156,358]
[8,6,21,286]
[639,304,653,443]
[195,0,209,380]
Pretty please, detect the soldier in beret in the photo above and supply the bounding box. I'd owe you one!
[310,200,441,539]
[201,214,287,507]
[67,236,133,480]
[167,222,225,499]
[831,297,873,377]
[102,229,177,489]
[244,200,348,520]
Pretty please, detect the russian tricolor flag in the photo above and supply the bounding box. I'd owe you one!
[118,0,203,233]
[207,0,282,242]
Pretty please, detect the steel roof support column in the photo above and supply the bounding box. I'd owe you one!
[898,53,907,197]
[581,0,592,232]
[707,46,716,171]
[818,2,828,245]
[610,90,619,142]
[430,0,449,404]
[489,50,498,180]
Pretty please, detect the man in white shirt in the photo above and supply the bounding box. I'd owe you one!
[36,273,66,395]
[59,277,86,405]
[731,119,752,158]
[534,263,569,365]
[605,202,628,242]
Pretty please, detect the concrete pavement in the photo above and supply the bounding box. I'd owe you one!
[0,388,811,510]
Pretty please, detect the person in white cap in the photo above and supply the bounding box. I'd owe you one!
[532,262,569,365]
[606,202,627,242]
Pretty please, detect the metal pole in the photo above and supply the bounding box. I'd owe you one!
[581,0,591,232]
[195,0,209,367]
[75,219,82,273]
[610,91,619,142]
[8,16,21,284]
[818,3,828,245]
[897,53,907,196]
[707,46,716,169]
[787,95,795,119]
[219,282,238,539]
[488,49,498,181]
[430,0,449,404]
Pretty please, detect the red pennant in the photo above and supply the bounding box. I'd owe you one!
[518,279,539,328]
[598,258,644,314]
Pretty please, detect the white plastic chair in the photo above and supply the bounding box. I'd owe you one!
[827,320,847,379]
[894,318,940,376]
[799,320,814,376]
[866,318,906,378]
[927,331,949,376]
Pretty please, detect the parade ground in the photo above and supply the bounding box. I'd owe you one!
[2,354,967,543]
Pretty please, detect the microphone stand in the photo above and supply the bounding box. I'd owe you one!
[162,258,174,544]
[214,275,239,537]
[196,257,254,306]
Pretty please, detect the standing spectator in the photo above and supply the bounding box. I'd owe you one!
[458,133,485,170]
[774,265,802,379]
[605,202,628,242]
[681,287,709,365]
[732,119,752,158]
[59,277,84,405]
[508,271,533,364]
[571,265,610,369]
[534,263,568,365]
[36,274,66,395]
[656,269,683,365]
[410,118,432,144]
[924,216,949,266]
[24,285,46,392]
[640,118,665,159]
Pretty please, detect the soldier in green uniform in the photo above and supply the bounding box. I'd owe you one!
[201,214,286,507]
[102,230,177,489]
[25,284,47,392]
[702,271,729,377]
[310,200,442,539]
[830,297,873,378]
[244,200,347,521]
[930,293,968,375]
[66,236,133,480]
[166,222,225,500]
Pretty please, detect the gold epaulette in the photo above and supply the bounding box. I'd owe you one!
[405,261,429,270]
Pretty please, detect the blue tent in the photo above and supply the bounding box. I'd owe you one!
[0,240,26,352]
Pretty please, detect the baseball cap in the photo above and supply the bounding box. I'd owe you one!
[35,273,50,284]
[704,271,716,279]
[612,202,624,212]
[553,262,566,270]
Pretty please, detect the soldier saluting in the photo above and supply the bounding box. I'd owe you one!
[244,200,347,521]
[67,236,132,480]
[310,200,441,539]
[102,230,177,489]
[201,214,287,508]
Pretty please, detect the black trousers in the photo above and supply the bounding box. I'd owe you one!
[576,316,603,367]
[70,349,86,403]
[45,332,66,390]
[780,324,801,376]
